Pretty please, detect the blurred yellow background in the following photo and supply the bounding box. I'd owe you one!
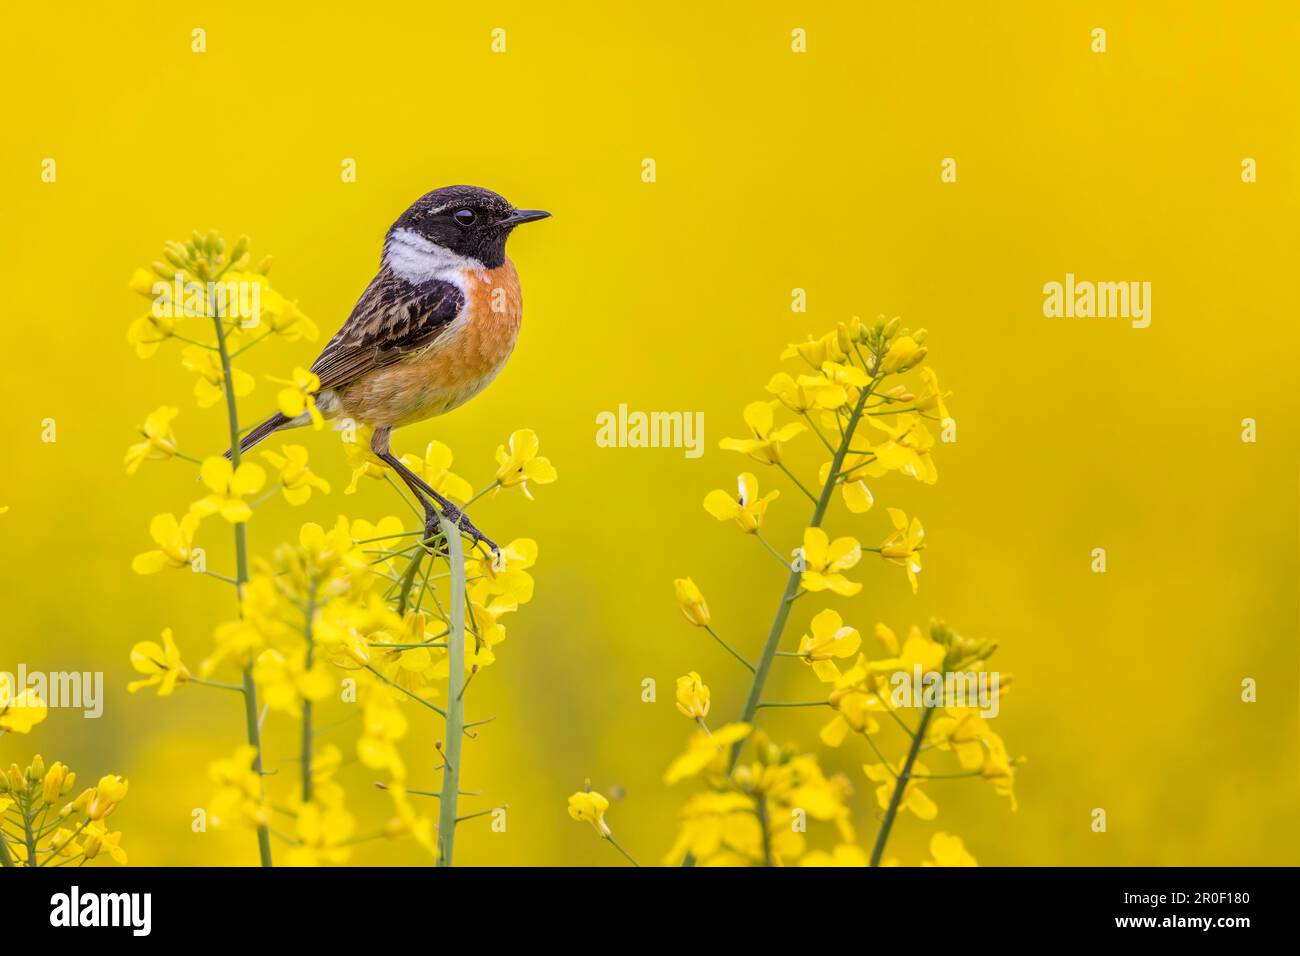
[1,1,1297,866]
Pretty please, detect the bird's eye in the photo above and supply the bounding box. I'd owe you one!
[453,209,476,226]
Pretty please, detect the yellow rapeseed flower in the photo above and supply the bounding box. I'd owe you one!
[81,822,128,864]
[274,367,324,429]
[567,790,613,837]
[703,472,778,533]
[879,508,924,593]
[87,775,128,820]
[127,311,175,358]
[923,831,977,867]
[801,844,869,867]
[357,691,409,781]
[494,429,557,499]
[879,334,927,374]
[132,512,202,573]
[799,527,862,596]
[0,681,47,734]
[797,608,861,682]
[719,400,806,465]
[872,624,946,676]
[866,415,938,484]
[253,647,334,716]
[913,367,950,420]
[821,453,876,514]
[181,345,255,408]
[780,331,847,367]
[341,425,386,493]
[208,745,267,828]
[261,444,331,505]
[191,456,266,523]
[821,656,885,746]
[223,270,319,342]
[674,672,710,719]
[128,628,190,696]
[863,762,936,820]
[401,440,473,505]
[124,406,179,474]
[285,800,355,867]
[767,370,845,412]
[664,722,751,784]
[466,538,537,607]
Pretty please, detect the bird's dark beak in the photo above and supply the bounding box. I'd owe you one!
[501,209,551,227]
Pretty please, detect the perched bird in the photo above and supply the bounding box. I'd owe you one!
[232,185,550,551]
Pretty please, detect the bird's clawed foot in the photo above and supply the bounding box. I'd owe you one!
[423,505,499,558]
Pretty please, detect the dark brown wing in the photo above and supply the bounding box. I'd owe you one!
[310,274,465,391]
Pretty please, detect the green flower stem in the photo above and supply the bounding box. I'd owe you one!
[801,412,837,453]
[465,480,500,507]
[378,784,481,799]
[353,530,425,545]
[723,376,880,777]
[368,640,448,650]
[755,794,774,867]
[860,727,897,771]
[869,704,934,867]
[754,531,793,570]
[913,769,986,780]
[604,833,641,867]
[395,549,425,616]
[681,372,883,868]
[240,666,273,866]
[454,807,500,824]
[229,329,273,357]
[188,676,244,693]
[775,461,818,503]
[878,700,918,736]
[436,513,466,867]
[301,588,318,804]
[22,799,37,865]
[755,699,829,709]
[31,815,88,868]
[703,624,755,672]
[212,297,274,869]
[364,664,447,717]
[0,834,15,867]
[383,474,424,520]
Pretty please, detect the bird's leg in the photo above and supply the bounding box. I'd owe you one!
[387,466,450,557]
[378,452,498,556]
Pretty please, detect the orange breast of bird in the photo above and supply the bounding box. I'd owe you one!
[340,259,523,428]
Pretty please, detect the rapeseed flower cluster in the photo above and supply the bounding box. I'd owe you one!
[122,232,554,866]
[570,316,1017,866]
[0,756,127,867]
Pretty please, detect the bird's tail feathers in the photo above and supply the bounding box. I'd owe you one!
[225,412,292,460]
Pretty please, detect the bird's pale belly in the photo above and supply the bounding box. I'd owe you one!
[334,262,522,428]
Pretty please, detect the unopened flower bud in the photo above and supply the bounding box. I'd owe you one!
[42,762,67,804]
[673,577,711,628]
[674,672,710,719]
